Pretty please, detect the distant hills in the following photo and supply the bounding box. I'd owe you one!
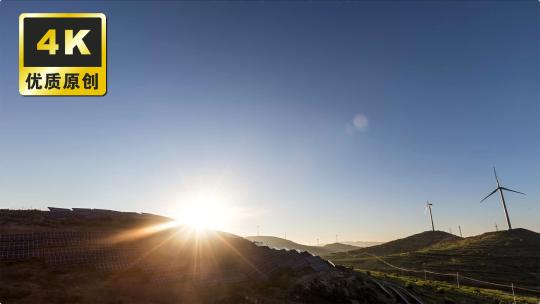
[245,236,360,256]
[341,241,384,247]
[329,229,540,289]
[245,236,333,255]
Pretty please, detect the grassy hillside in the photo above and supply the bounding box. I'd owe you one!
[342,241,384,247]
[322,242,359,253]
[367,271,539,304]
[344,231,461,256]
[329,229,540,291]
[245,236,335,256]
[423,228,539,255]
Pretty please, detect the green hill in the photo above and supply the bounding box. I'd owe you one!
[342,241,384,247]
[424,228,539,255]
[344,230,461,256]
[329,229,540,290]
[322,242,359,253]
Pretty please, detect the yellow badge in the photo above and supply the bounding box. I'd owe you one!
[19,13,106,96]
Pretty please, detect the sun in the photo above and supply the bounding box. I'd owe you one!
[182,204,223,230]
[174,192,231,231]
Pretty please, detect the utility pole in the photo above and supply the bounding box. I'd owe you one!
[458,225,463,238]
[335,234,338,243]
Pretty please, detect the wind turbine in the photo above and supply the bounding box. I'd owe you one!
[424,201,435,231]
[480,167,525,230]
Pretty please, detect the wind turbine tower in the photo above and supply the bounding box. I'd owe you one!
[481,167,525,230]
[458,225,463,238]
[425,201,435,231]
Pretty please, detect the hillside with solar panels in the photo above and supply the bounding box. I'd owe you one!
[0,208,411,304]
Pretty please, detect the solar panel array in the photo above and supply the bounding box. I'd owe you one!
[146,266,249,285]
[0,232,138,268]
[0,231,334,285]
[43,207,167,220]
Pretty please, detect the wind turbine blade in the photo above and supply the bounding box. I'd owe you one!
[493,167,500,185]
[500,187,526,195]
[480,188,498,202]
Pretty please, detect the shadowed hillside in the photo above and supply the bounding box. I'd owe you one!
[0,209,402,304]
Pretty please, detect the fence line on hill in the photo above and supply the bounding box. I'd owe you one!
[354,252,540,296]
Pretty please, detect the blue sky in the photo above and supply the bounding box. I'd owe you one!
[0,1,538,243]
